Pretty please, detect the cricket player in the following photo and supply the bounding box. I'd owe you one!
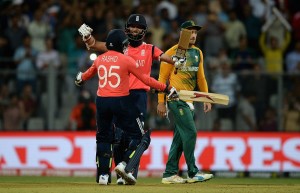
[75,29,178,185]
[157,20,214,184]
[78,14,185,185]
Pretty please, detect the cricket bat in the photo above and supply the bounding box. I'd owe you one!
[178,90,229,105]
[174,29,192,74]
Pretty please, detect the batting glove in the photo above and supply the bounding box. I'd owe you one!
[167,87,179,101]
[75,72,83,87]
[78,23,93,41]
[172,55,187,69]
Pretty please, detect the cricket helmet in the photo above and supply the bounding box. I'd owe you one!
[125,14,147,41]
[106,29,129,53]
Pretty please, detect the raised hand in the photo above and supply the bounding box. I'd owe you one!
[78,23,93,41]
[75,72,83,86]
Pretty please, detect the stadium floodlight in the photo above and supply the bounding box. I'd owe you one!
[89,53,97,61]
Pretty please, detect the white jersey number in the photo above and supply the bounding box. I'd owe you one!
[98,65,120,88]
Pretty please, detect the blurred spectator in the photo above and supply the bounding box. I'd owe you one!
[248,0,268,19]
[240,64,276,124]
[134,2,154,28]
[20,84,37,130]
[285,41,300,73]
[284,98,300,132]
[27,8,51,52]
[0,32,11,81]
[169,20,180,43]
[158,8,172,34]
[208,0,229,23]
[203,12,225,57]
[36,38,60,70]
[3,93,25,131]
[4,13,28,55]
[224,9,247,53]
[207,48,229,74]
[161,33,176,53]
[230,36,257,71]
[291,11,300,41]
[241,4,262,51]
[0,83,10,122]
[36,37,61,94]
[13,35,38,93]
[56,8,80,55]
[69,90,96,131]
[259,106,277,131]
[149,16,165,49]
[235,92,257,131]
[95,9,121,42]
[82,6,98,34]
[156,0,178,20]
[211,61,241,130]
[259,29,291,73]
[267,19,288,48]
[193,2,208,27]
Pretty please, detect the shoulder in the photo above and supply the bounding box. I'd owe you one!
[191,45,202,53]
[136,42,154,50]
[164,44,178,55]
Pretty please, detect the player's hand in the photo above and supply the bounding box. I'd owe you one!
[78,23,93,41]
[167,87,179,100]
[75,72,83,86]
[172,55,187,69]
[157,103,167,117]
[203,102,212,113]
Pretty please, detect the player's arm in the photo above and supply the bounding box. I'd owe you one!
[160,53,174,64]
[128,58,167,92]
[157,49,174,117]
[152,46,175,65]
[197,50,208,93]
[86,37,107,52]
[75,60,98,86]
[78,23,108,52]
[161,50,187,68]
[197,49,211,113]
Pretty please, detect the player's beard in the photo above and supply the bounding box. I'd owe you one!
[189,38,196,46]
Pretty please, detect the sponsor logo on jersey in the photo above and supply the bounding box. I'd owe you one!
[180,66,199,71]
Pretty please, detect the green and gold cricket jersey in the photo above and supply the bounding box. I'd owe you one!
[158,44,208,103]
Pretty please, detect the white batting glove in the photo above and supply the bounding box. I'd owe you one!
[75,72,83,86]
[78,23,93,41]
[167,87,179,100]
[172,55,187,69]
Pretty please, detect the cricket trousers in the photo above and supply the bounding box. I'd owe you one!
[163,100,199,178]
[114,89,148,178]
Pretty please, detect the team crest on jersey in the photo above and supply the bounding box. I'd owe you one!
[136,16,139,21]
[179,108,184,116]
[141,49,145,56]
[195,56,198,62]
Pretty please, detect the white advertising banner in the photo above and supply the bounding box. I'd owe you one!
[0,131,299,176]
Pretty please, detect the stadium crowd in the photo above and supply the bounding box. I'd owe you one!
[0,0,299,132]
